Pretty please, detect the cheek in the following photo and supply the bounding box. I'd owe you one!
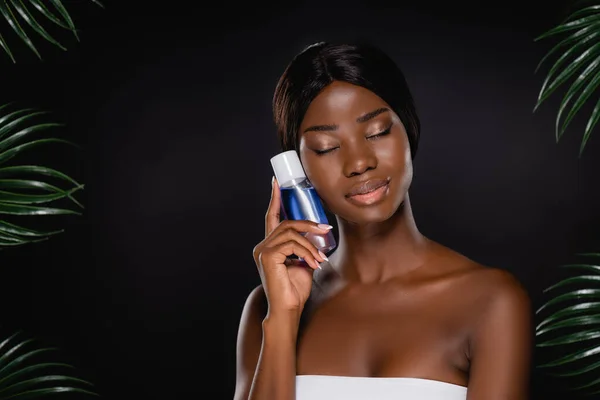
[303,160,336,192]
[299,151,329,187]
[376,135,410,172]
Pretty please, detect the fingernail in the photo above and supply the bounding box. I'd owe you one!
[318,250,329,261]
[271,176,275,186]
[314,259,322,270]
[312,259,321,270]
[317,224,333,230]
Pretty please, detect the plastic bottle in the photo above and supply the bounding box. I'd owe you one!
[270,150,337,255]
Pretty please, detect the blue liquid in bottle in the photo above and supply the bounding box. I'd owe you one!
[279,178,336,254]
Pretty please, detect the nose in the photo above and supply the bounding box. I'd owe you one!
[342,141,378,177]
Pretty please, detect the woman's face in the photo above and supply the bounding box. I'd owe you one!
[298,81,413,225]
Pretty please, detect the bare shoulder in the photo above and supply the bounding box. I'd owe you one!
[431,243,532,323]
[452,261,533,341]
[434,243,530,306]
[465,264,531,308]
[240,284,268,325]
[234,284,268,400]
[460,264,534,395]
[237,284,268,355]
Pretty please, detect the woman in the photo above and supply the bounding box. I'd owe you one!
[233,42,533,400]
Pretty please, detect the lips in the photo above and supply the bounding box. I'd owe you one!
[346,178,390,197]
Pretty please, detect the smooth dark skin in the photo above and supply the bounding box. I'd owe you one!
[234,81,533,400]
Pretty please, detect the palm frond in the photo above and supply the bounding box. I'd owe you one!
[0,330,97,399]
[0,103,83,248]
[536,252,600,394]
[534,2,600,157]
[0,0,103,63]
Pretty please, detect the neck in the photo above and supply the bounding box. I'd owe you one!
[330,194,430,284]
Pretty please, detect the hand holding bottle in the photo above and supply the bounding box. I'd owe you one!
[252,177,331,317]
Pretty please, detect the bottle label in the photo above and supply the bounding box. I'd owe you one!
[280,185,329,224]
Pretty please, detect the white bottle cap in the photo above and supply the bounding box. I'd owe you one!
[270,150,306,187]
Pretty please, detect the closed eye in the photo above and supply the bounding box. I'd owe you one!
[314,146,338,155]
[314,123,393,155]
[366,123,393,140]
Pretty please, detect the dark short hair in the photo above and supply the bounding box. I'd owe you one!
[272,42,421,158]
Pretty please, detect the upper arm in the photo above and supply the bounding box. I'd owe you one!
[233,285,268,400]
[466,269,533,400]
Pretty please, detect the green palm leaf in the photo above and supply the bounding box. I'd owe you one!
[0,331,97,399]
[536,302,600,330]
[534,2,600,156]
[536,252,600,394]
[0,104,83,248]
[0,0,103,63]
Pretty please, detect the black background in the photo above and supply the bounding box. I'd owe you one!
[1,0,599,398]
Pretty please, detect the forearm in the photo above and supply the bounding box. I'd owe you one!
[248,312,300,400]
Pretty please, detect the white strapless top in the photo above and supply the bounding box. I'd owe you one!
[296,375,467,400]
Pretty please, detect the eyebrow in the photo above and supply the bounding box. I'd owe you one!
[303,107,391,133]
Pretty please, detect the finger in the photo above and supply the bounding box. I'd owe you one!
[265,176,281,236]
[269,219,333,240]
[266,228,327,263]
[284,258,315,272]
[269,240,321,271]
